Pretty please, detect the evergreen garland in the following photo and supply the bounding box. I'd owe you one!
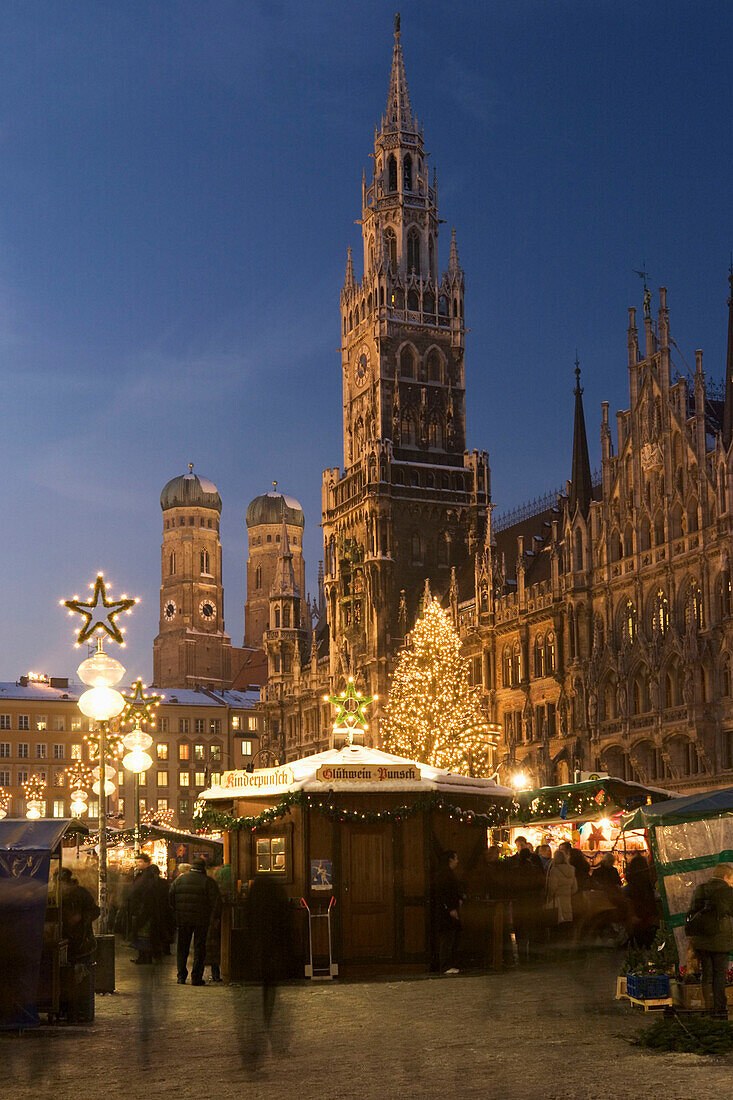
[193,790,512,832]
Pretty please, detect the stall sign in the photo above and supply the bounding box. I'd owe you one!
[310,859,333,891]
[220,766,295,793]
[315,763,421,782]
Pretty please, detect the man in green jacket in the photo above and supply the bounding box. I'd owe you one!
[688,863,733,1018]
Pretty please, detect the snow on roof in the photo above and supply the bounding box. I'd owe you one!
[0,683,260,709]
[0,682,80,701]
[201,743,514,801]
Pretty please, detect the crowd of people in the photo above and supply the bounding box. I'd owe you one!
[432,837,660,973]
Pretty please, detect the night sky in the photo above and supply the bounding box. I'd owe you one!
[1,0,731,681]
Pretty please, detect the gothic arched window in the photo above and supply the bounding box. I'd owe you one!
[200,550,210,574]
[401,414,416,446]
[719,570,732,619]
[406,230,420,273]
[399,345,415,378]
[411,533,422,563]
[403,154,412,191]
[545,632,556,673]
[534,635,545,678]
[651,588,669,636]
[502,646,512,688]
[621,598,637,644]
[274,607,280,628]
[384,228,397,270]
[388,154,397,192]
[427,350,441,382]
[685,581,704,631]
[407,288,419,311]
[282,605,290,628]
[512,640,523,684]
[722,653,732,697]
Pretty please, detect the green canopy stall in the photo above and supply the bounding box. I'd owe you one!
[621,786,733,961]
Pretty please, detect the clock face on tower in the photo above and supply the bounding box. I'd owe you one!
[163,600,177,622]
[199,598,216,623]
[354,345,370,387]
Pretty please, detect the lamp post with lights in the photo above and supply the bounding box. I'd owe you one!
[62,572,137,932]
[119,680,161,856]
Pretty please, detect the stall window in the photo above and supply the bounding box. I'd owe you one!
[255,835,287,874]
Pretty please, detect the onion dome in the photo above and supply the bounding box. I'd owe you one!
[160,465,221,512]
[245,488,304,529]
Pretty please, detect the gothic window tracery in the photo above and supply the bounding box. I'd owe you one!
[651,588,669,636]
[545,632,556,673]
[512,640,522,684]
[502,646,512,688]
[684,581,704,630]
[200,550,210,574]
[403,154,412,191]
[534,635,545,678]
[388,154,397,192]
[385,228,397,270]
[427,350,441,382]
[621,598,637,644]
[399,345,415,378]
[407,230,420,273]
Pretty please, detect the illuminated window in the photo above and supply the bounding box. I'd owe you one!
[35,716,47,731]
[231,716,241,731]
[194,771,206,787]
[685,582,704,631]
[88,798,100,817]
[248,716,258,731]
[52,771,64,787]
[194,744,205,761]
[651,589,669,636]
[53,800,64,818]
[157,771,168,787]
[255,835,287,874]
[157,797,168,811]
[210,744,221,762]
[179,744,189,761]
[138,771,146,786]
[157,744,168,760]
[210,771,221,786]
[240,740,253,756]
[622,599,637,643]
[71,744,82,760]
[545,632,557,673]
[179,772,190,787]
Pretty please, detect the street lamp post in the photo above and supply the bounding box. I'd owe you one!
[63,572,137,934]
[121,717,153,855]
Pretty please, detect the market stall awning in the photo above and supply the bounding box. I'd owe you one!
[200,743,515,802]
[512,777,675,826]
[0,818,81,851]
[621,786,733,831]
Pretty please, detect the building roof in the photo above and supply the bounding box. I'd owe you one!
[245,490,305,529]
[0,682,81,702]
[201,743,514,800]
[160,468,221,512]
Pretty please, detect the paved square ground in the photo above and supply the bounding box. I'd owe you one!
[2,944,731,1099]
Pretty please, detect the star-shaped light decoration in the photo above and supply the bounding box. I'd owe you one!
[121,679,163,727]
[62,573,137,646]
[324,676,376,738]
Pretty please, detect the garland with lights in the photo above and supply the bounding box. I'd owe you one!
[193,790,512,833]
[514,787,610,823]
[382,597,497,776]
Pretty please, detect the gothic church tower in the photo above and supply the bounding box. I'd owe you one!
[153,465,232,688]
[322,16,490,718]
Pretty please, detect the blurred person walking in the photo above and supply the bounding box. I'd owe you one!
[434,850,465,974]
[545,850,576,941]
[686,863,733,1019]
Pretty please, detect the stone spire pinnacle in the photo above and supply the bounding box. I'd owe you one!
[723,263,733,449]
[271,510,297,597]
[448,228,461,275]
[569,356,593,516]
[385,13,414,131]
[344,246,355,289]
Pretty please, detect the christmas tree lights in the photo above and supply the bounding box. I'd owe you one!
[382,598,497,776]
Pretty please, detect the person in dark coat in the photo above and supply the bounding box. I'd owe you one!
[511,847,545,961]
[245,874,292,1021]
[688,863,733,1018]
[149,864,174,957]
[624,853,658,947]
[59,868,100,963]
[204,870,224,981]
[591,852,622,893]
[169,857,220,985]
[128,853,162,964]
[434,850,465,974]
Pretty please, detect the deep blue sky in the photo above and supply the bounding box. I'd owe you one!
[1,0,731,681]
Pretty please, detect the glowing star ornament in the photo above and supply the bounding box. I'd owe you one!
[63,573,137,646]
[325,677,375,737]
[121,679,162,726]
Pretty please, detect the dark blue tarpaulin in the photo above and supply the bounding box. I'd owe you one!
[0,819,74,1029]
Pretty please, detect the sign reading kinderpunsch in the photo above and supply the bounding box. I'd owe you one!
[221,766,295,793]
[315,763,421,783]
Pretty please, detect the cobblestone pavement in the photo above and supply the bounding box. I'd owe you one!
[2,944,731,1100]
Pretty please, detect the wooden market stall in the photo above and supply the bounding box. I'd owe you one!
[506,776,674,859]
[198,743,514,979]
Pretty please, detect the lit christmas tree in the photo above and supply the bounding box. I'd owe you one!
[382,597,496,776]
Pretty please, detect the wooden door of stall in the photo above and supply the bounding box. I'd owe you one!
[340,824,394,960]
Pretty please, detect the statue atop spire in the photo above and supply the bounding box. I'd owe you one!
[385,12,414,131]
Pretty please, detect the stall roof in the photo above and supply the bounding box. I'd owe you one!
[512,777,675,826]
[0,818,77,851]
[622,786,733,831]
[86,824,223,849]
[202,744,515,802]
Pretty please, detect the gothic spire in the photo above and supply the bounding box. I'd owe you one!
[448,228,461,276]
[344,246,355,290]
[723,263,733,449]
[384,13,414,131]
[569,357,593,516]
[270,511,298,597]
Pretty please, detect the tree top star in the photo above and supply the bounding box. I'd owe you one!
[326,678,374,731]
[63,573,137,645]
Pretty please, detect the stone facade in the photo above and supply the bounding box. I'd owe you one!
[456,277,733,796]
